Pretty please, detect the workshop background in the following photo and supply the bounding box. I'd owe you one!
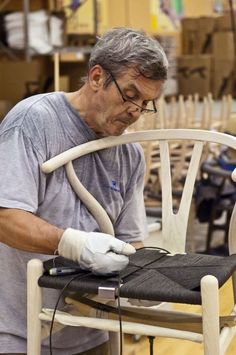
[1,0,236,107]
[1,1,236,354]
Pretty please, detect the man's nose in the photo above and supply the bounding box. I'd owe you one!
[127,106,141,119]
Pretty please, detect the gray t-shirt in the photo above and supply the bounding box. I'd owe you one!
[0,92,147,354]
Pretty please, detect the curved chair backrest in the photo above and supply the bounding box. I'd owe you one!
[41,129,236,254]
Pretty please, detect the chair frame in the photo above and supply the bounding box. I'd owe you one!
[27,129,236,355]
[200,161,235,253]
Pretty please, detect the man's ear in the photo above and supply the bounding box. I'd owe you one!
[88,65,105,91]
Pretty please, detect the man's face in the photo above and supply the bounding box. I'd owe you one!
[86,68,163,137]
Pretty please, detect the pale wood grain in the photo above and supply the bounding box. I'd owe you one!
[123,279,236,355]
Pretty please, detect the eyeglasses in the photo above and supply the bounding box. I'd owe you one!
[108,71,157,114]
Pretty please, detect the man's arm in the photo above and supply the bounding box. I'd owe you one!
[0,208,144,254]
[0,208,137,275]
[0,208,143,253]
[131,241,144,249]
[0,208,63,254]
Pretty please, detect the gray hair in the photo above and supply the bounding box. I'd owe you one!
[87,27,168,84]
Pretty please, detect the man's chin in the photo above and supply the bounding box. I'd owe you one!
[112,128,128,136]
[96,122,128,137]
[98,127,126,137]
[112,129,126,136]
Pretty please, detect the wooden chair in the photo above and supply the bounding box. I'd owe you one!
[207,93,232,133]
[141,94,232,207]
[127,95,210,195]
[27,129,236,355]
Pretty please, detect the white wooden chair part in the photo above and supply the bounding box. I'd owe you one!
[42,129,236,253]
[28,129,236,355]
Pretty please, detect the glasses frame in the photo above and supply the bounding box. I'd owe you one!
[108,71,157,114]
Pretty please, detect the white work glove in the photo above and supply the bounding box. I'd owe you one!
[58,228,136,275]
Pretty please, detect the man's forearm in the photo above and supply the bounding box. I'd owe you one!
[0,208,144,255]
[131,241,144,249]
[0,208,63,254]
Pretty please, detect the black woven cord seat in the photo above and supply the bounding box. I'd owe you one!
[39,249,236,305]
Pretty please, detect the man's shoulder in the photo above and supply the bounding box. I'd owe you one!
[0,92,65,133]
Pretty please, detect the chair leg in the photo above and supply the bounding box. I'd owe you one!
[201,275,220,355]
[224,210,232,245]
[205,213,216,253]
[108,331,120,355]
[27,259,43,355]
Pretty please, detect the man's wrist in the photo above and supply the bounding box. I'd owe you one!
[53,228,64,255]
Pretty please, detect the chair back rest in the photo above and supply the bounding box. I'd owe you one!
[41,129,236,254]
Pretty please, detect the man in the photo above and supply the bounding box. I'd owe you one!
[0,28,168,354]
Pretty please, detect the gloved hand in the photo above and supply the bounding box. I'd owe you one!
[58,228,136,275]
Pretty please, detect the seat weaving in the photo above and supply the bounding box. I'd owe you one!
[39,249,236,305]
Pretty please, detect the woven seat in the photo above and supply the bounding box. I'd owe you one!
[40,251,236,305]
[27,129,236,355]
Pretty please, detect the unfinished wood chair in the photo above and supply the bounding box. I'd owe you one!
[27,129,236,355]
[207,93,232,133]
[128,95,210,195]
[127,108,159,188]
[140,94,232,205]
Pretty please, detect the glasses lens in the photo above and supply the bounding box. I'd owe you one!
[140,101,157,114]
[141,109,155,114]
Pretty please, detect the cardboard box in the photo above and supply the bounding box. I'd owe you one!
[63,0,95,35]
[2,0,45,11]
[215,14,232,31]
[213,31,234,61]
[49,75,70,92]
[181,18,199,54]
[98,0,127,34]
[64,0,127,35]
[183,0,215,17]
[58,76,70,92]
[198,16,216,54]
[64,0,179,36]
[59,61,88,92]
[181,17,216,55]
[212,59,234,98]
[158,34,180,96]
[177,55,212,97]
[126,0,156,34]
[127,0,178,34]
[0,58,50,103]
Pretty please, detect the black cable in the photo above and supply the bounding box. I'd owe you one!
[49,272,92,355]
[117,273,123,355]
[148,336,155,355]
[121,246,170,280]
[116,246,169,355]
[49,246,170,355]
[122,246,169,355]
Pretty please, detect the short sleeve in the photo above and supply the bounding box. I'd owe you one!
[0,127,46,212]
